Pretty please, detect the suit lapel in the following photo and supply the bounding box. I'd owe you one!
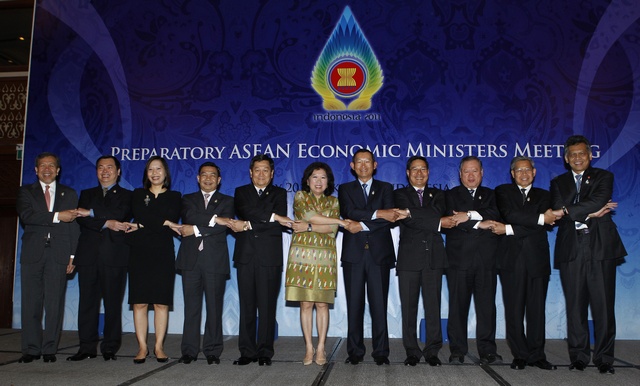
[31,183,49,211]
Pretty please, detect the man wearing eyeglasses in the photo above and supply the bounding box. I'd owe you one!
[491,156,559,371]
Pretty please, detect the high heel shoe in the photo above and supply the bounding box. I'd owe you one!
[303,348,315,366]
[154,349,169,363]
[133,350,149,364]
[315,351,327,366]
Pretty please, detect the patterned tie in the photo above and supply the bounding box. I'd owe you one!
[521,188,527,205]
[204,193,211,209]
[258,189,263,197]
[468,189,475,200]
[44,185,51,211]
[574,174,582,203]
[103,187,108,197]
[362,183,368,203]
[417,189,424,205]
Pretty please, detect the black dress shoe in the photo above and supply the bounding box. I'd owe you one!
[43,354,57,363]
[258,357,272,366]
[179,354,197,364]
[66,352,97,361]
[133,350,149,364]
[569,360,587,371]
[345,356,363,365]
[18,354,40,363]
[448,355,464,364]
[480,353,503,364]
[528,359,557,370]
[374,356,390,366]
[154,349,169,363]
[233,356,257,365]
[510,358,526,370]
[102,352,117,361]
[598,362,614,374]
[425,356,442,367]
[206,355,220,365]
[404,355,419,366]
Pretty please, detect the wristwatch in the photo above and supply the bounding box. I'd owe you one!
[466,211,471,218]
[307,223,313,232]
[242,221,250,231]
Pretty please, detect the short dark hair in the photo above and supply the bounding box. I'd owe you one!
[459,155,482,171]
[564,135,591,154]
[96,155,121,170]
[351,148,375,163]
[199,161,221,176]
[510,156,534,170]
[142,156,171,189]
[35,152,60,168]
[406,156,429,171]
[301,162,335,196]
[250,154,274,170]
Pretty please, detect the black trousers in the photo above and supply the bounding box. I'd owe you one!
[559,232,618,365]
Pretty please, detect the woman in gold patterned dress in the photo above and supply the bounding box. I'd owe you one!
[285,162,348,366]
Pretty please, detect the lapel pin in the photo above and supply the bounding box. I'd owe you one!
[478,195,482,200]
[61,192,65,196]
[429,193,433,198]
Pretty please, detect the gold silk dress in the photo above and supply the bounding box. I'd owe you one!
[285,191,339,303]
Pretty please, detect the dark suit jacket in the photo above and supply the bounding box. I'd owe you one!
[394,185,447,271]
[550,167,626,268]
[444,185,501,270]
[74,184,132,267]
[494,183,551,277]
[339,179,395,267]
[233,183,287,267]
[17,181,80,264]
[176,190,234,273]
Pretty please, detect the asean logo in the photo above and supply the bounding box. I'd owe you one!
[311,6,383,111]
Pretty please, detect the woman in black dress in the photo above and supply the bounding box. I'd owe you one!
[126,156,181,363]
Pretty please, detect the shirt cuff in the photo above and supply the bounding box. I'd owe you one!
[269,213,275,222]
[537,214,545,226]
[372,210,378,220]
[53,212,60,223]
[360,221,370,231]
[208,214,217,228]
[90,209,95,218]
[506,224,514,236]
[468,210,483,221]
[193,225,201,238]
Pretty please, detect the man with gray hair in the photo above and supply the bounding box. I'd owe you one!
[491,156,558,370]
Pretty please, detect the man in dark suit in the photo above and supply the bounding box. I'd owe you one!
[394,156,455,367]
[339,149,398,366]
[17,152,81,363]
[229,154,292,366]
[550,135,626,374]
[176,162,234,365]
[492,156,558,370]
[444,155,502,365]
[70,156,132,362]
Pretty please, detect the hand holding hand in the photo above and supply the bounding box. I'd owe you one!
[377,208,399,222]
[58,209,79,222]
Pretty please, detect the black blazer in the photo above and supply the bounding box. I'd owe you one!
[176,190,234,273]
[394,185,447,271]
[232,183,288,267]
[17,181,80,265]
[74,184,132,267]
[494,183,551,277]
[443,185,501,270]
[338,179,395,267]
[550,167,626,268]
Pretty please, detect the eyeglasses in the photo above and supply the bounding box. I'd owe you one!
[513,168,533,174]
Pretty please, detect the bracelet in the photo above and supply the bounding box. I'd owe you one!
[307,223,312,232]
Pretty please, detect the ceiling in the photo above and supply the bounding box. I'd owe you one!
[0,1,34,69]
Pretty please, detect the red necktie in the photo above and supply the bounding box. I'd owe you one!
[45,185,51,211]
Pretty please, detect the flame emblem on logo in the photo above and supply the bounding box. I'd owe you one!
[311,6,383,111]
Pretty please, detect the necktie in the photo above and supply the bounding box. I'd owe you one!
[417,189,424,205]
[44,185,51,211]
[521,188,527,205]
[362,183,368,203]
[103,187,108,197]
[258,189,263,197]
[574,174,582,203]
[204,193,211,209]
[469,189,475,200]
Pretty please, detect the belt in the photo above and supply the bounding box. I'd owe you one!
[576,228,590,235]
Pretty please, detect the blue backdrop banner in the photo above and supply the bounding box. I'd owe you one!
[16,0,639,340]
